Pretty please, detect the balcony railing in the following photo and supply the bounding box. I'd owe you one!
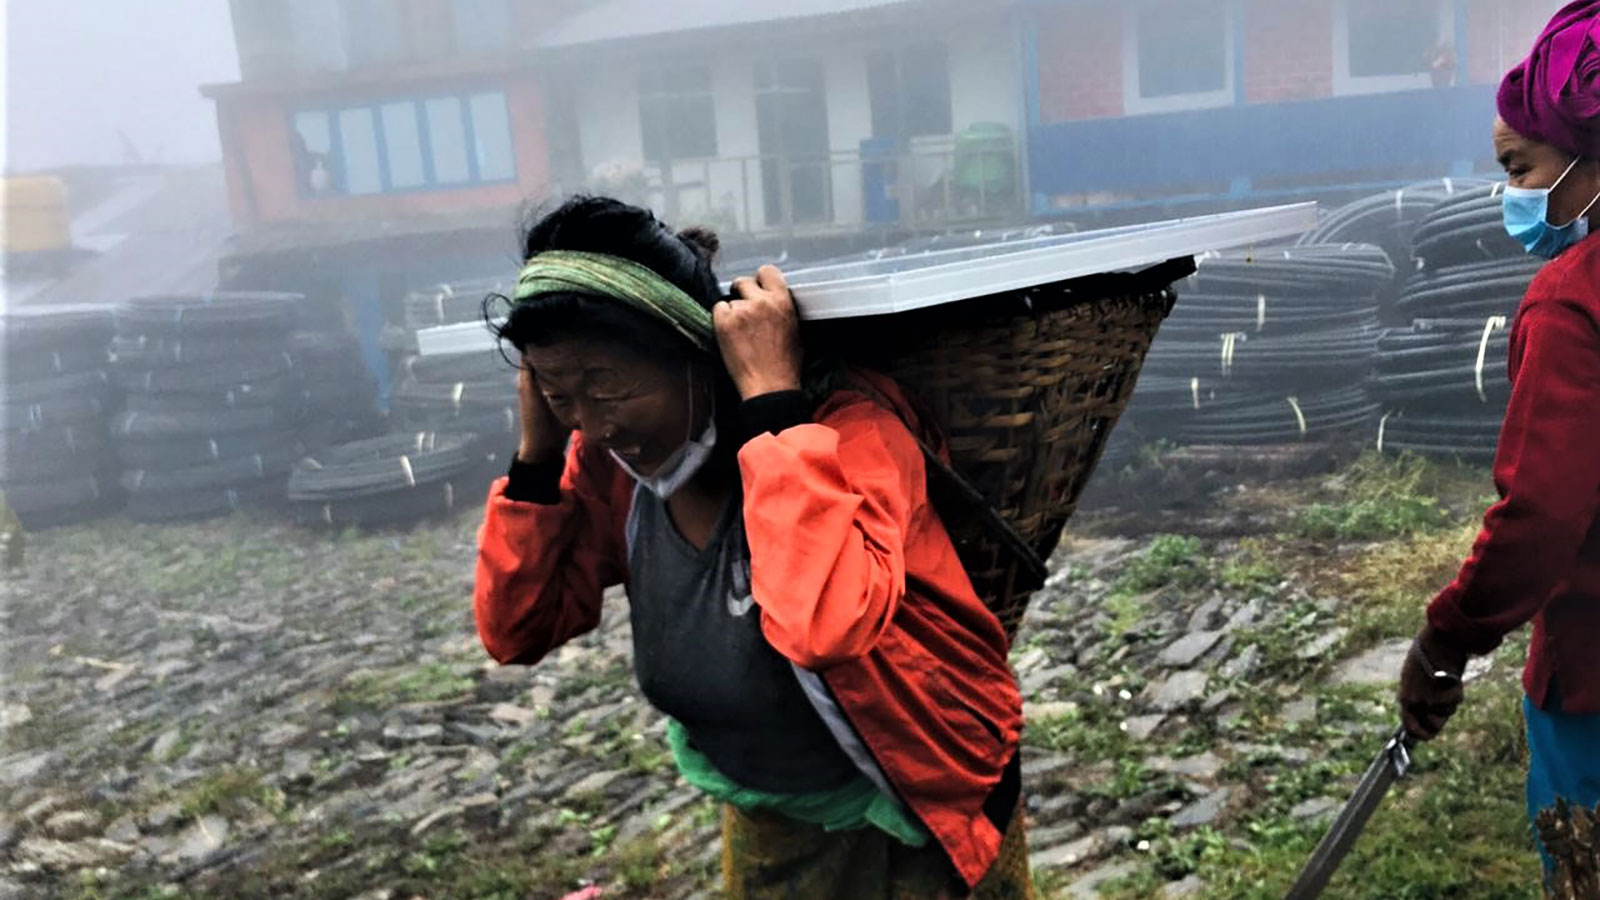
[579,139,1026,238]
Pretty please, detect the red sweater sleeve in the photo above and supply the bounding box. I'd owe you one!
[473,436,628,665]
[737,394,922,670]
[1428,296,1600,653]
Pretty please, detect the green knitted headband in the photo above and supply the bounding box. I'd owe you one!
[514,250,715,351]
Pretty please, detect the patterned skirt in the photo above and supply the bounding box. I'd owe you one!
[720,802,1035,900]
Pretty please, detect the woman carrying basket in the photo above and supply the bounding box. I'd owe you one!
[473,196,1031,898]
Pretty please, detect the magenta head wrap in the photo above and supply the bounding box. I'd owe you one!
[1498,1,1600,158]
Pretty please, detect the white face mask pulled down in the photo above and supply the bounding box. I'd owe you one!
[608,368,716,500]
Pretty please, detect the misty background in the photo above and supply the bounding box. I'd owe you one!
[0,3,1589,899]
[3,0,237,171]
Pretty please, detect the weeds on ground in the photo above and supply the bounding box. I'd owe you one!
[1217,538,1284,595]
[333,661,475,715]
[1025,701,1130,763]
[1101,535,1208,638]
[1116,536,1207,594]
[1094,643,1539,900]
[177,766,289,823]
[1335,524,1480,649]
[1292,453,1479,541]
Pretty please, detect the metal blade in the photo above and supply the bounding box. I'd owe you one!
[1282,728,1414,900]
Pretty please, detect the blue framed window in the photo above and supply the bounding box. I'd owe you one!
[469,92,516,181]
[425,97,473,184]
[291,92,517,196]
[1122,0,1235,115]
[380,102,427,189]
[1136,1,1228,98]
[1345,0,1441,78]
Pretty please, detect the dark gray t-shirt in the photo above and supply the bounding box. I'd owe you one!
[624,486,860,794]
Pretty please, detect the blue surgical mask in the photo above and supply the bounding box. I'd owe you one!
[1502,157,1600,259]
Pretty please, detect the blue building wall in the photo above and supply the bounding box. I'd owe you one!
[1026,85,1498,212]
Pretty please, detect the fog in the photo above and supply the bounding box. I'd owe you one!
[0,1,1587,897]
[4,0,238,170]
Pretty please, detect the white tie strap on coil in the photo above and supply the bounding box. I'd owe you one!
[1286,396,1307,438]
[1475,316,1509,403]
[1220,333,1246,376]
[399,455,417,488]
[1376,411,1392,453]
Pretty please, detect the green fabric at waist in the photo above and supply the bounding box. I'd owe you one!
[666,719,928,848]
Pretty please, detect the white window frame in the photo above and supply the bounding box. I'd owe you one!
[1122,0,1237,116]
[1333,0,1454,96]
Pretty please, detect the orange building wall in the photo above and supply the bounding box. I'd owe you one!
[216,72,550,229]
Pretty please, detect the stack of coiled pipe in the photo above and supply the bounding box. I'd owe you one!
[1,306,121,527]
[1127,244,1390,445]
[109,293,303,522]
[287,431,483,527]
[1373,183,1530,462]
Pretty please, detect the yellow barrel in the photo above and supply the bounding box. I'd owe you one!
[0,176,71,254]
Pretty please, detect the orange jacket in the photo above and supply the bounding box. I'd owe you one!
[474,375,1024,888]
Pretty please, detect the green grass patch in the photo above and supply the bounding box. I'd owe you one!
[333,662,476,714]
[1097,653,1539,900]
[615,835,666,891]
[1231,596,1335,686]
[1292,453,1483,541]
[1099,535,1209,638]
[176,766,288,823]
[1116,535,1208,593]
[1024,701,1131,764]
[1218,539,1285,595]
[1335,524,1479,650]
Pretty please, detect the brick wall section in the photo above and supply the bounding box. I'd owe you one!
[1242,0,1333,104]
[1029,0,1567,125]
[1035,4,1124,123]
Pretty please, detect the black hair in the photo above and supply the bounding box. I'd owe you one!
[484,195,723,367]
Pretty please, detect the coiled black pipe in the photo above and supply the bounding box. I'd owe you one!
[115,293,300,337]
[288,432,482,502]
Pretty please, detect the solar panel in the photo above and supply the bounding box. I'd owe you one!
[416,202,1318,356]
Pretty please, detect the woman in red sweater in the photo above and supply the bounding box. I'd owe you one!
[1400,0,1600,871]
[473,196,1029,898]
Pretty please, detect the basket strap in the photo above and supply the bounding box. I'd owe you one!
[918,439,1049,590]
[843,374,1049,592]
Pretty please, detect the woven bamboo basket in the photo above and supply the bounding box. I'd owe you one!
[807,261,1185,639]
